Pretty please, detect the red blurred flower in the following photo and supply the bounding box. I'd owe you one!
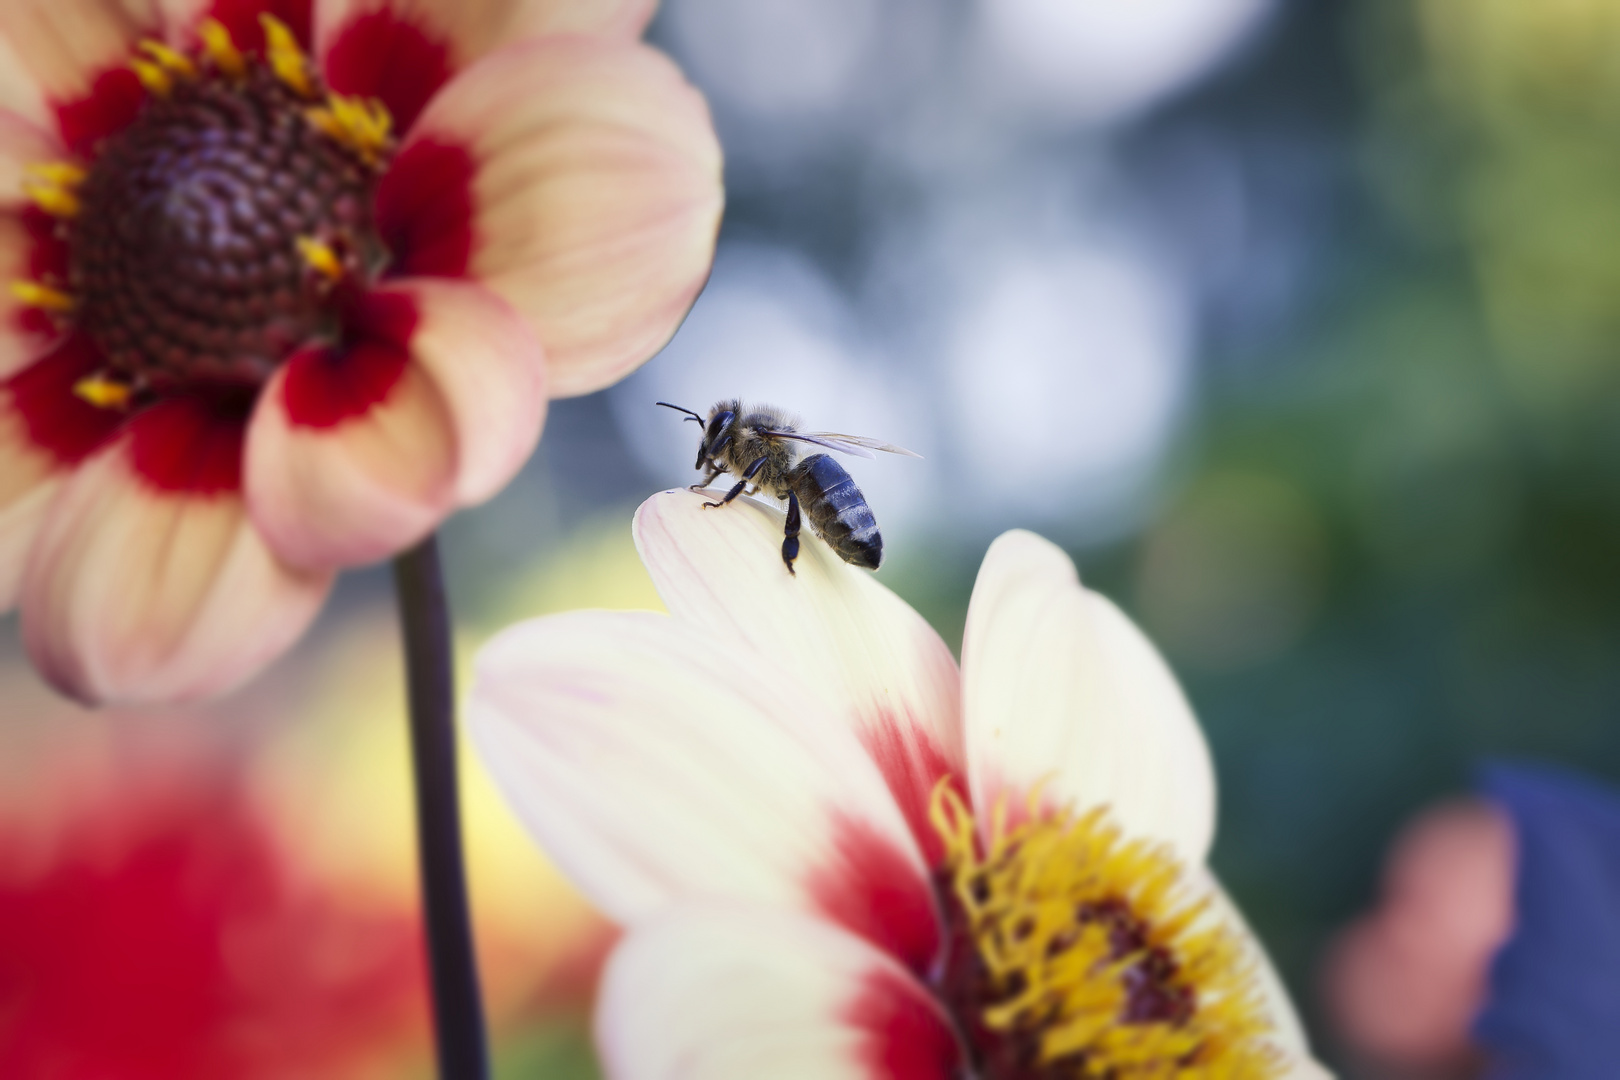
[0,771,429,1079]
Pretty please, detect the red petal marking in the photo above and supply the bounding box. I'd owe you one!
[128,397,248,495]
[808,813,941,978]
[281,290,417,428]
[4,334,123,465]
[846,967,962,1080]
[204,0,314,51]
[324,10,453,134]
[21,207,70,282]
[374,138,475,278]
[859,713,964,869]
[53,68,146,155]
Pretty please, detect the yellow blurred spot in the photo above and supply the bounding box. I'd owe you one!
[260,14,312,97]
[307,93,392,165]
[72,375,133,411]
[139,39,197,79]
[10,281,75,313]
[296,236,344,281]
[199,18,245,78]
[131,58,173,97]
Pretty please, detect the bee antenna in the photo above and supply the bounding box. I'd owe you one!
[656,401,704,424]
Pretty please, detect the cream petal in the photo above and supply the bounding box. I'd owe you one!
[961,529,1217,864]
[245,280,541,569]
[0,111,65,212]
[469,609,942,973]
[1200,871,1312,1058]
[399,35,722,396]
[0,413,60,611]
[19,428,332,704]
[598,904,960,1080]
[0,0,160,114]
[316,0,656,81]
[634,488,966,864]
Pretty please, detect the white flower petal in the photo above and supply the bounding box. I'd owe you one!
[244,279,543,569]
[1202,871,1312,1058]
[598,904,960,1080]
[0,111,64,213]
[961,529,1216,863]
[19,411,332,704]
[469,608,941,972]
[395,35,722,396]
[0,0,159,112]
[634,488,966,862]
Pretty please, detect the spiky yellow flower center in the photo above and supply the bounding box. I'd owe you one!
[13,16,395,404]
[930,783,1282,1079]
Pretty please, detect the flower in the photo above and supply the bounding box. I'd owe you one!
[0,763,427,1078]
[470,488,1330,1078]
[0,0,722,704]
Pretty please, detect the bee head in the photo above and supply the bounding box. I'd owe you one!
[657,400,735,470]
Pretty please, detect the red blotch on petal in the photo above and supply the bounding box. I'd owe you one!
[128,397,249,495]
[845,967,961,1080]
[53,68,146,155]
[324,11,453,134]
[860,714,963,869]
[281,291,418,428]
[4,334,123,465]
[375,138,476,278]
[203,0,314,53]
[808,814,940,977]
[0,771,426,1078]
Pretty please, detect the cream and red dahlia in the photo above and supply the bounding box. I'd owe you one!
[471,490,1333,1080]
[0,0,721,703]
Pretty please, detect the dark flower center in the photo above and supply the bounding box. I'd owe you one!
[65,39,388,393]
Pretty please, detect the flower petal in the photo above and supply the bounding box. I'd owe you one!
[634,488,966,864]
[20,399,332,704]
[469,609,941,972]
[0,417,61,612]
[0,112,65,212]
[0,211,64,378]
[386,35,722,396]
[316,0,655,132]
[598,904,960,1080]
[0,0,160,124]
[245,279,543,569]
[961,529,1216,864]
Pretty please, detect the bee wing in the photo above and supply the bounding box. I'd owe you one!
[800,431,924,459]
[760,430,876,459]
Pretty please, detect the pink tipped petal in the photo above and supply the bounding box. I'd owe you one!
[0,112,65,211]
[0,415,61,612]
[243,280,540,571]
[961,530,1217,864]
[385,277,546,504]
[19,421,332,704]
[0,0,159,117]
[400,36,722,396]
[317,0,657,133]
[634,488,965,864]
[469,609,941,971]
[598,905,960,1080]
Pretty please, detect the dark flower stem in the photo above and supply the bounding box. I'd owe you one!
[393,534,491,1080]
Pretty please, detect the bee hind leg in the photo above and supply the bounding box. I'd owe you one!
[781,490,802,576]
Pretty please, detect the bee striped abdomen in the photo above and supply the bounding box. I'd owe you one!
[792,453,882,569]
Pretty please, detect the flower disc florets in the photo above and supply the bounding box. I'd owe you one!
[25,17,393,400]
[931,783,1281,1079]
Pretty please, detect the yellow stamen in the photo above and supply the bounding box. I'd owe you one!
[260,14,312,97]
[306,93,393,164]
[131,57,173,97]
[10,281,75,313]
[139,39,197,78]
[199,18,246,78]
[929,781,1283,1078]
[23,178,80,218]
[27,162,87,187]
[296,236,344,282]
[72,375,133,411]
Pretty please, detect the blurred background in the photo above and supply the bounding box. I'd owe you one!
[5,0,1619,1075]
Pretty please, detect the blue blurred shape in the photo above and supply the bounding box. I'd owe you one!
[1476,762,1620,1080]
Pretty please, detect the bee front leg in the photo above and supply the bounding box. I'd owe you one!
[781,490,802,575]
[702,457,768,509]
[689,462,725,491]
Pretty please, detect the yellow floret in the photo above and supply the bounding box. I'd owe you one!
[261,14,313,97]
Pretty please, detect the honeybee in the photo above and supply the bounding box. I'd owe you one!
[657,400,920,575]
